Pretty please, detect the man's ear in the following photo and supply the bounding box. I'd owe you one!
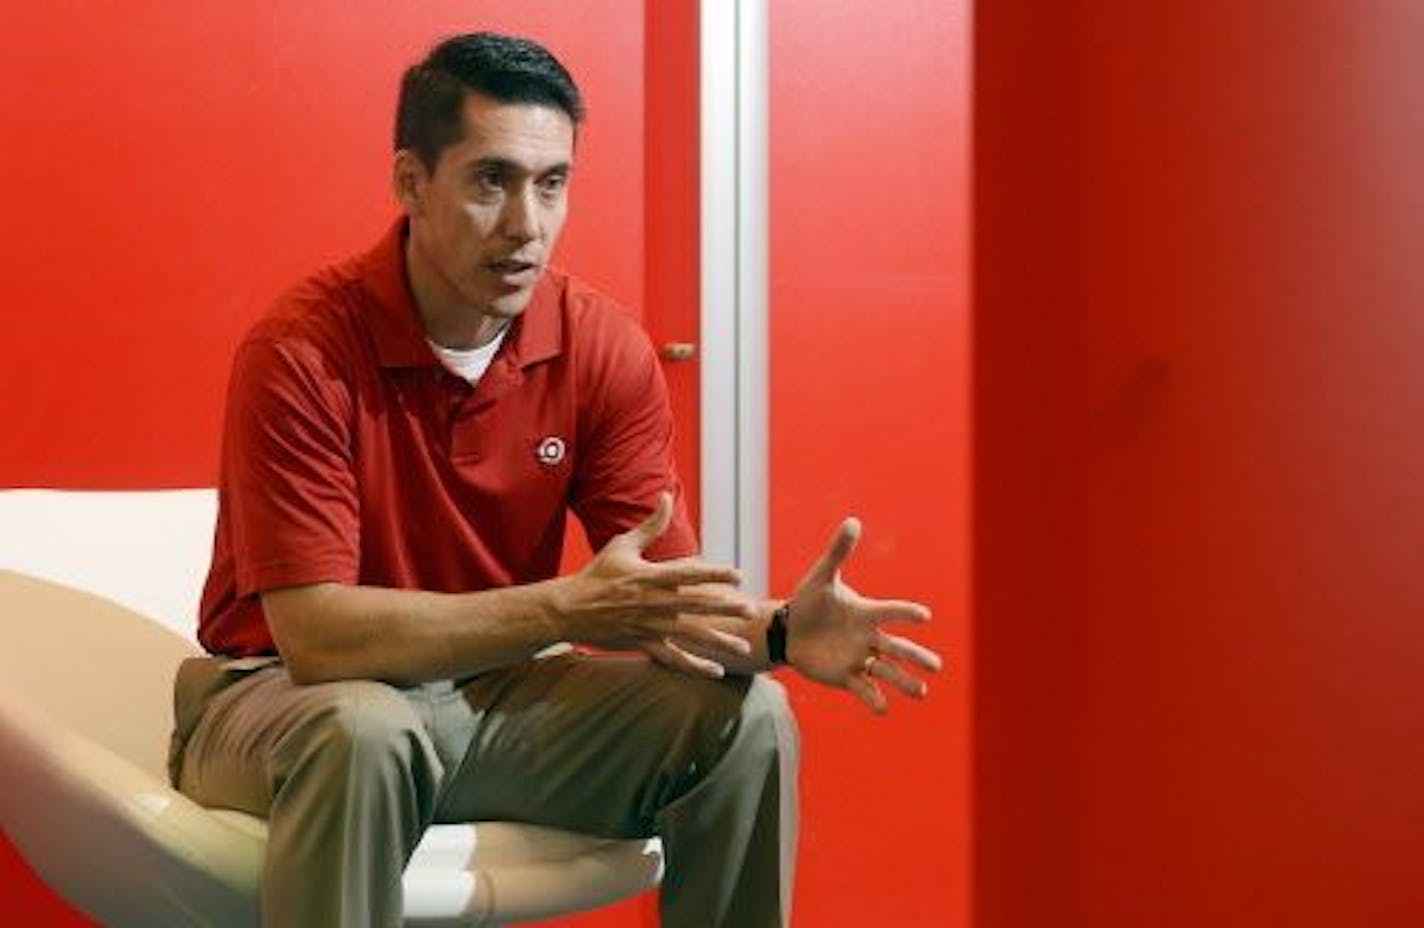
[393,150,428,216]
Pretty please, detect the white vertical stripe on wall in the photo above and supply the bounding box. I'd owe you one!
[700,0,769,593]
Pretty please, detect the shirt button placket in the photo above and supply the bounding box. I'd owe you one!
[450,386,484,463]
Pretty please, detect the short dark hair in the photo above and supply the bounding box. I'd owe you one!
[395,33,584,170]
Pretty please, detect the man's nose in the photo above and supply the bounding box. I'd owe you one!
[499,186,541,242]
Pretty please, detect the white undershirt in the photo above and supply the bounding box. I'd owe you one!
[426,324,511,385]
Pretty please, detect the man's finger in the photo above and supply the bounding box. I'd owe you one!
[876,633,944,672]
[646,591,759,621]
[671,619,754,655]
[621,492,674,552]
[645,559,743,589]
[808,517,862,584]
[846,673,888,715]
[644,639,726,679]
[868,657,928,699]
[865,598,932,625]
[706,627,754,655]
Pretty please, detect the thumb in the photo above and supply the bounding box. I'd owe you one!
[625,492,674,553]
[809,517,861,584]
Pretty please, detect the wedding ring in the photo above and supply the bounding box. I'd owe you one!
[862,654,877,675]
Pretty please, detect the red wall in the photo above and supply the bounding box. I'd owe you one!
[770,2,971,925]
[975,2,1424,925]
[0,1,646,489]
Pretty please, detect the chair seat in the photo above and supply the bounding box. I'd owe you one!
[209,809,664,925]
[0,566,664,926]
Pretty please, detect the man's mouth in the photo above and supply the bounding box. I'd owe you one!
[486,258,539,275]
[483,257,542,290]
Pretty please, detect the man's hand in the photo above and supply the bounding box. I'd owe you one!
[633,586,765,679]
[786,518,943,714]
[556,493,757,666]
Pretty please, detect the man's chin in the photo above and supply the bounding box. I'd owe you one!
[462,282,535,319]
[486,291,535,318]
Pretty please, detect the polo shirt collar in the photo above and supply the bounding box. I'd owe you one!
[360,218,564,370]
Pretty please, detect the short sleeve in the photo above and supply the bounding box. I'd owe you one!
[570,323,698,560]
[221,337,360,595]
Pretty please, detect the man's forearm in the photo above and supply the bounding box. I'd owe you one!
[261,501,759,686]
[263,580,567,686]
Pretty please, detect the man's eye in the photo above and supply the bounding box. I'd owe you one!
[538,175,568,196]
[475,169,504,191]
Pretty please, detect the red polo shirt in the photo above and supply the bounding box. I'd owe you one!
[198,220,697,657]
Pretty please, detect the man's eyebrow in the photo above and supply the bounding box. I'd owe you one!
[467,156,573,176]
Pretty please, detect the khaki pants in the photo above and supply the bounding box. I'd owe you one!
[170,654,799,927]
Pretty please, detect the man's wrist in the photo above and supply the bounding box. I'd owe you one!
[766,602,791,666]
[533,576,578,644]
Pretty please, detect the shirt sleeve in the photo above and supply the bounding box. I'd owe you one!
[569,320,699,560]
[221,336,361,596]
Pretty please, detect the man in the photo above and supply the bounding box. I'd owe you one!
[170,32,941,927]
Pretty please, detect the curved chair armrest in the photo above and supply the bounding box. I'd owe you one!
[0,685,263,927]
[1,686,664,927]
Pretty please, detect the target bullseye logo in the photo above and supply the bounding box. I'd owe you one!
[535,436,566,467]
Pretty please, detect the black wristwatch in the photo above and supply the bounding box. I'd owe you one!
[766,603,791,666]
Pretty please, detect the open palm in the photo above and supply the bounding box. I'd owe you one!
[786,518,943,714]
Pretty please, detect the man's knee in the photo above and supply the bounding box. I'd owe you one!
[738,675,799,770]
[676,673,799,782]
[648,673,798,820]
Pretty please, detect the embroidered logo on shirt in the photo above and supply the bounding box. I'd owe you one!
[535,436,567,467]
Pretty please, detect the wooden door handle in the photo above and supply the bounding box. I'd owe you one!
[659,342,697,361]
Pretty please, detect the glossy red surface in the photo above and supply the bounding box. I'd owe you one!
[769,2,972,925]
[975,2,1424,925]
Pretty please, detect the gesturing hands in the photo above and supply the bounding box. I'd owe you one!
[558,493,756,661]
[559,494,945,711]
[784,518,943,714]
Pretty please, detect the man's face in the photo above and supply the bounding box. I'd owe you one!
[399,92,575,328]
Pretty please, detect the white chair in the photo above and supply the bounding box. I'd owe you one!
[0,490,662,926]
